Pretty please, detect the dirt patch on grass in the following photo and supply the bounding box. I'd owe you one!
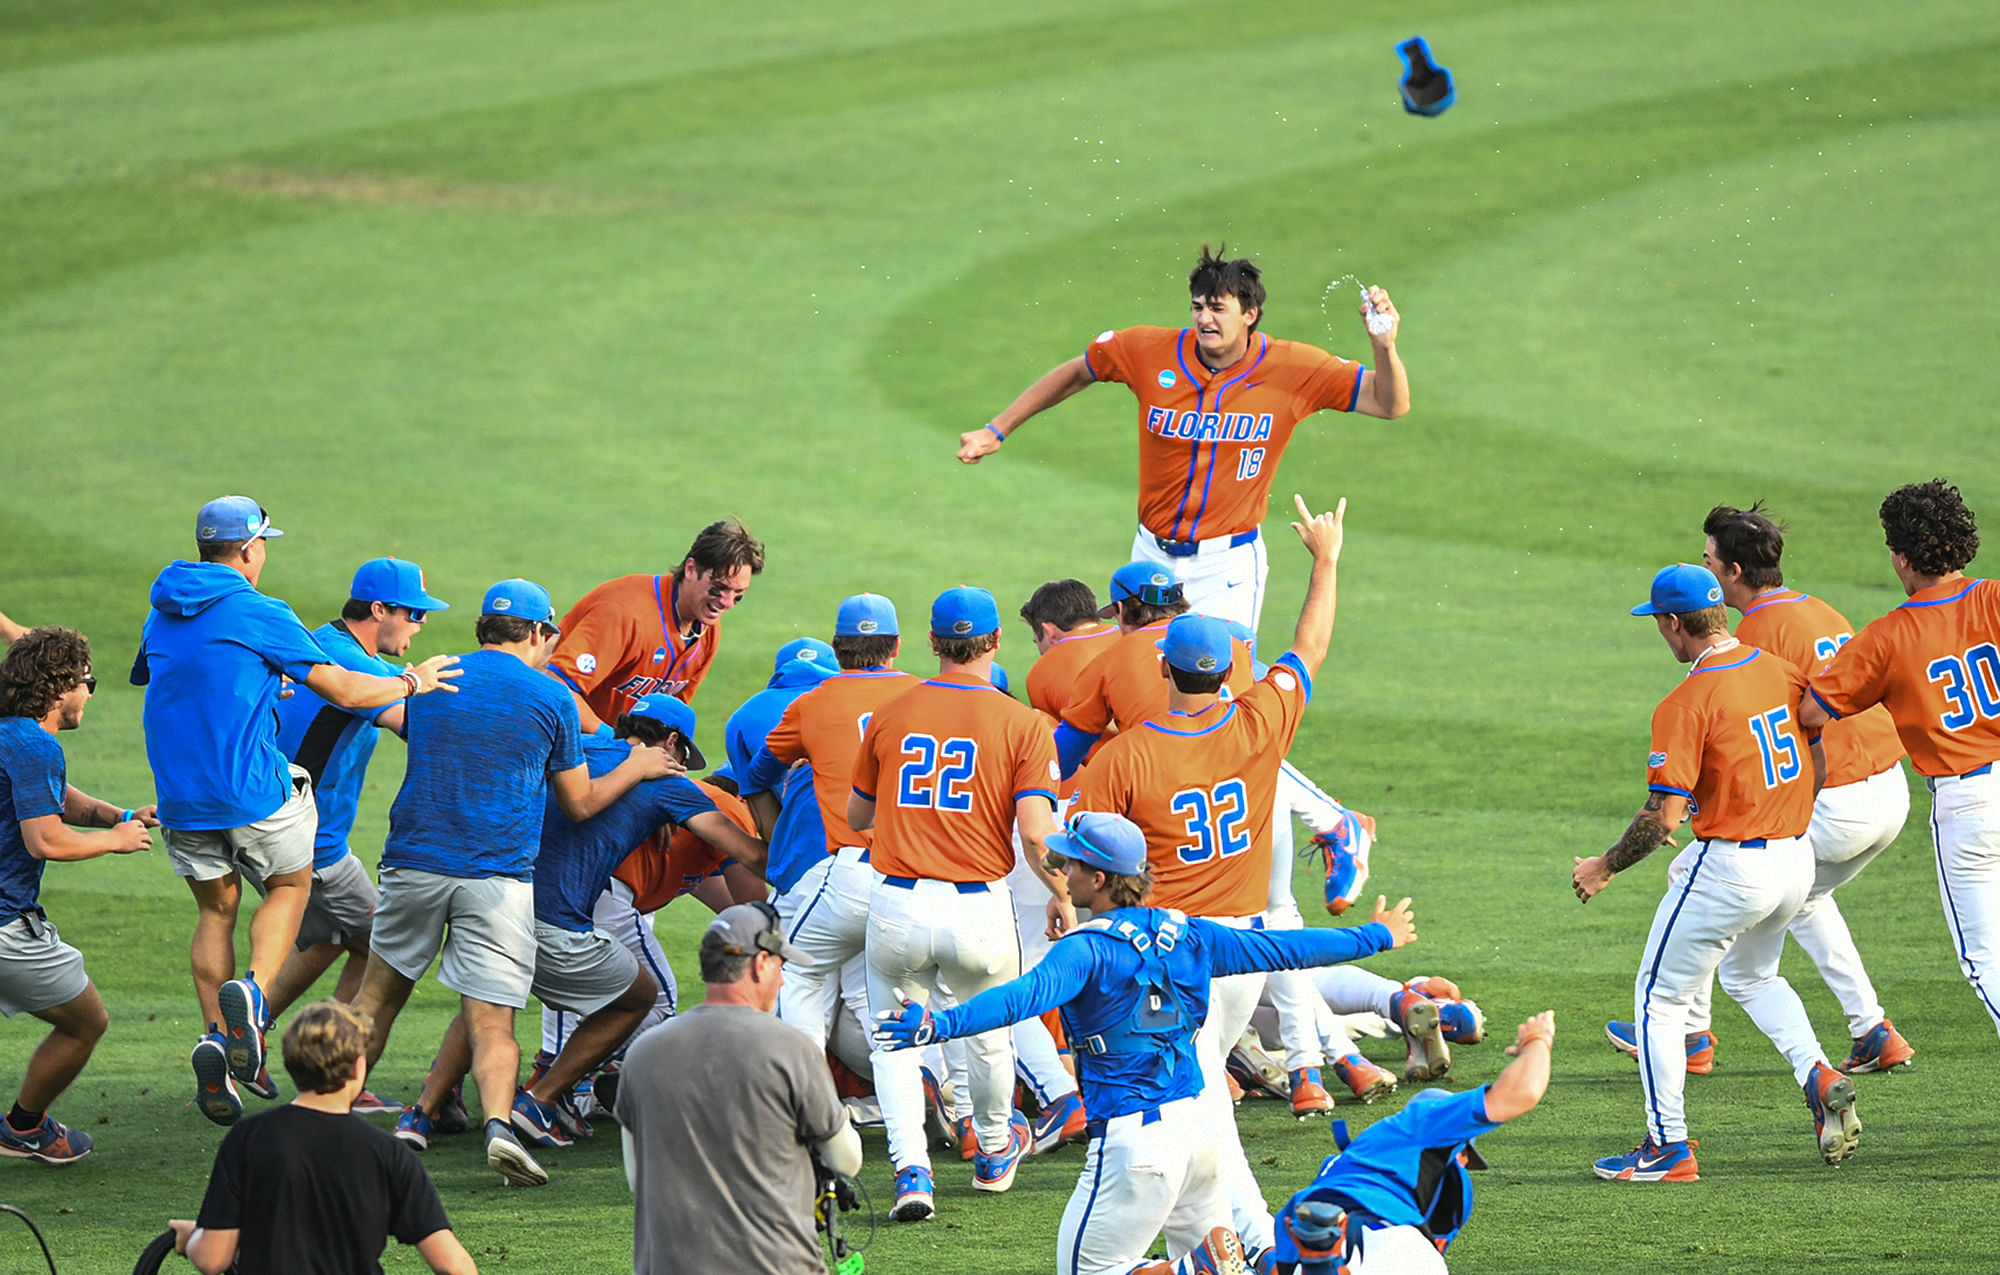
[193,168,662,215]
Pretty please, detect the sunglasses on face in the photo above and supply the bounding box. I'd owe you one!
[78,675,98,694]
[395,607,429,624]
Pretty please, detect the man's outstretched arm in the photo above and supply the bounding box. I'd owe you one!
[957,356,1096,463]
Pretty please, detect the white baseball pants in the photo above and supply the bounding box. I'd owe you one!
[1131,527,1269,633]
[775,847,875,1046]
[1007,836,1081,1108]
[1634,837,1824,1145]
[866,876,1021,1170]
[1055,1095,1231,1275]
[1192,916,1274,1253]
[1928,767,2000,1038]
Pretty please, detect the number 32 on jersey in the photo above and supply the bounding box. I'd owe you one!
[1170,778,1251,863]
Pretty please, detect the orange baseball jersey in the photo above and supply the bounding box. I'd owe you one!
[1025,623,1119,721]
[1082,326,1365,542]
[1061,621,1255,736]
[761,668,919,851]
[1810,577,2000,778]
[1073,653,1313,917]
[851,674,1059,883]
[612,780,754,913]
[1733,589,1904,787]
[1645,645,1815,842]
[548,574,720,723]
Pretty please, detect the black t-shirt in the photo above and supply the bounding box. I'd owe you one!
[196,1104,452,1275]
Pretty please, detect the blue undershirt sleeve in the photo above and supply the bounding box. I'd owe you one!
[934,940,1095,1041]
[1054,721,1101,780]
[1198,921,1393,979]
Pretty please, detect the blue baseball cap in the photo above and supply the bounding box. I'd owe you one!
[626,693,707,770]
[196,495,282,543]
[989,662,1011,695]
[482,578,558,630]
[835,593,899,638]
[1098,561,1182,618]
[774,637,836,671]
[1048,812,1149,876]
[1157,614,1235,675]
[350,558,449,613]
[931,586,1000,638]
[1631,564,1725,616]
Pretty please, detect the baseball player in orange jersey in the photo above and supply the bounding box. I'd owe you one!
[742,595,918,1047]
[547,519,764,731]
[1575,564,1858,1183]
[1021,579,1120,743]
[1801,480,2000,1041]
[959,245,1409,631]
[1073,494,1348,1259]
[847,587,1070,1222]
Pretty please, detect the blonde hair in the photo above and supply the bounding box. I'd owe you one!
[281,1001,373,1094]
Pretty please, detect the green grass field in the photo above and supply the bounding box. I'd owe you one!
[4,0,1998,1269]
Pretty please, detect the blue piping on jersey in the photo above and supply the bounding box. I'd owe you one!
[1347,363,1365,411]
[1168,332,1204,541]
[1899,579,1983,609]
[1184,337,1270,542]
[923,678,1003,692]
[1647,783,1695,799]
[1143,704,1237,737]
[1275,651,1313,703]
[1741,590,1810,616]
[1688,651,1758,676]
[1809,688,1844,721]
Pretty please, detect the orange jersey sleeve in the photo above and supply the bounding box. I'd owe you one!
[1810,578,2000,778]
[549,574,721,723]
[1061,623,1255,737]
[1734,590,1904,785]
[854,675,1059,883]
[773,669,919,851]
[1072,656,1311,916]
[1082,326,1364,542]
[611,780,748,912]
[1646,648,1815,842]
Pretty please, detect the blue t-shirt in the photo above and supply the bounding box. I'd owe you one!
[725,669,832,894]
[0,718,66,915]
[275,622,398,870]
[383,649,584,881]
[534,737,717,932]
[938,909,1392,1120]
[133,561,330,830]
[1288,1085,1500,1228]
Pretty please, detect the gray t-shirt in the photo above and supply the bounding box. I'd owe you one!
[617,1002,848,1275]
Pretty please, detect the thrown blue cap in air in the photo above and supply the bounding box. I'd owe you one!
[931,586,1000,639]
[835,594,899,638]
[1631,564,1724,617]
[1048,811,1149,877]
[1156,614,1235,675]
[482,578,557,627]
[350,558,449,612]
[196,495,282,543]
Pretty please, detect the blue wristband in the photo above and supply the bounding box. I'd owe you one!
[119,809,136,825]
[983,422,1006,442]
[594,723,615,740]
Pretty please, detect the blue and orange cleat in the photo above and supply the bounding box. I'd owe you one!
[1330,1053,1397,1104]
[0,1113,93,1165]
[1031,1091,1088,1154]
[971,1111,1033,1193]
[509,1088,573,1150]
[1310,810,1373,917]
[1605,1021,1716,1075]
[1289,1068,1334,1118]
[892,1164,935,1222]
[1593,1136,1699,1182]
[1805,1062,1861,1164]
[1184,1225,1255,1274]
[1838,1019,1914,1075]
[1389,984,1450,1082]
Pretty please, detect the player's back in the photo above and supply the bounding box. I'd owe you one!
[1075,657,1311,917]
[1734,590,1903,786]
[1062,622,1253,736]
[1649,647,1814,843]
[768,669,917,850]
[1814,577,2000,778]
[534,737,713,930]
[1053,908,1218,1118]
[853,674,1058,883]
[613,779,749,913]
[1026,624,1118,720]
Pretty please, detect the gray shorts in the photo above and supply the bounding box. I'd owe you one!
[296,852,378,950]
[0,914,89,1018]
[532,922,639,1017]
[371,867,535,1009]
[164,765,316,883]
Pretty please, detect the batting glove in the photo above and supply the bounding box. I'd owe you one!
[871,994,936,1050]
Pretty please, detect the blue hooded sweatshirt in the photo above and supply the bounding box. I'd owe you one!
[726,656,835,893]
[132,561,329,830]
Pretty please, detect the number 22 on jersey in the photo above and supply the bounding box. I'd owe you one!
[896,733,978,811]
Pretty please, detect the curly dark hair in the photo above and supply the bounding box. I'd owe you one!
[1880,479,1979,576]
[0,626,92,721]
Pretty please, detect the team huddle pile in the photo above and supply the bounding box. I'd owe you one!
[2,248,1997,1275]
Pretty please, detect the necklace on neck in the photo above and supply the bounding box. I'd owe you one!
[1688,635,1741,673]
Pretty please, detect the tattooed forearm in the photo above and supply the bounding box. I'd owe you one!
[1603,793,1673,873]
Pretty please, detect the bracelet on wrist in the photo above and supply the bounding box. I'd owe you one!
[983,422,1006,443]
[118,808,136,826]
[1520,1031,1553,1048]
[399,669,421,697]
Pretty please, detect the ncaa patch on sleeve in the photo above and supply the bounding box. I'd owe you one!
[577,653,597,674]
[1272,670,1297,693]
[1647,751,1667,769]
[1095,330,1115,343]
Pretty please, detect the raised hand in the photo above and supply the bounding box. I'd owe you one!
[1370,894,1417,947]
[1290,494,1346,566]
[870,989,937,1050]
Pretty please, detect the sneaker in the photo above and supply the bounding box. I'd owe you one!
[394,1105,435,1151]
[1312,810,1373,917]
[1031,1091,1088,1153]
[552,1088,594,1140]
[971,1111,1033,1193]
[1289,1068,1334,1118]
[242,1065,280,1102]
[1605,1021,1716,1075]
[352,1088,399,1116]
[1402,975,1462,1001]
[891,1164,935,1221]
[1838,1020,1915,1075]
[1437,999,1486,1045]
[192,1031,242,1127]
[510,1088,574,1149]
[217,976,270,1085]
[434,1082,469,1136]
[921,1066,957,1151]
[1185,1225,1254,1274]
[1389,986,1450,1082]
[954,1115,975,1161]
[1330,1054,1396,1104]
[1226,1031,1289,1100]
[0,1114,93,1165]
[486,1125,549,1187]
[1593,1136,1700,1182]
[1805,1062,1861,1165]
